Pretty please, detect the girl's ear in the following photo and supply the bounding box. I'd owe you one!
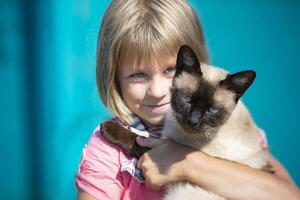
[220,70,256,101]
[175,45,202,77]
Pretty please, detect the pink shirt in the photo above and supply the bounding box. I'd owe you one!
[76,125,268,199]
[76,126,162,200]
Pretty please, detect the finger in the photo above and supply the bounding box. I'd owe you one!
[136,137,165,148]
[137,156,143,168]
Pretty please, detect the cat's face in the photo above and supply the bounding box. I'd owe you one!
[171,46,256,137]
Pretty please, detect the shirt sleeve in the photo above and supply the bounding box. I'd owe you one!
[76,126,125,199]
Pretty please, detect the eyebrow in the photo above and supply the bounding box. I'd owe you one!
[121,56,176,74]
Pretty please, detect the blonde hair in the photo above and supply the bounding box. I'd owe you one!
[96,0,208,124]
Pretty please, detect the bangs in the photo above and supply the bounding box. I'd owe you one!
[116,21,183,68]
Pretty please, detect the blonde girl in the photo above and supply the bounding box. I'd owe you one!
[76,0,300,199]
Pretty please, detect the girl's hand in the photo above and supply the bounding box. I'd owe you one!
[136,138,194,190]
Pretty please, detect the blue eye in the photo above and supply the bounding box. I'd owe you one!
[165,67,176,75]
[129,72,147,80]
[208,107,219,113]
[180,93,192,103]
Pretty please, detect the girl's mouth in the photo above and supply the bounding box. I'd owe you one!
[141,102,171,113]
[144,102,170,108]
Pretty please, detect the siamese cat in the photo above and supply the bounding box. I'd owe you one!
[101,45,273,200]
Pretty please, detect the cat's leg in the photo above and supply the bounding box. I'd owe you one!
[101,120,150,157]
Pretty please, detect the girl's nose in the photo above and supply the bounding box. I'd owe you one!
[147,76,170,98]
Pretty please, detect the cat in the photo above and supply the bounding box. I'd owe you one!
[101,45,273,200]
[161,46,273,200]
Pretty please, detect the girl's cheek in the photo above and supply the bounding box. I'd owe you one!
[125,83,148,99]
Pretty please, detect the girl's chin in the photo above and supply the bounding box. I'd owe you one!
[139,114,165,126]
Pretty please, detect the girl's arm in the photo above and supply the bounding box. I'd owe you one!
[266,153,296,184]
[137,138,300,200]
[76,127,125,200]
[77,191,97,200]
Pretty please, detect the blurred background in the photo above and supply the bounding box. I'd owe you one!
[0,0,299,199]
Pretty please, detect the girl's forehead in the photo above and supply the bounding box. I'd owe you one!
[122,55,177,70]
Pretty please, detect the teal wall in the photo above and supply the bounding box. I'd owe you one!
[0,0,299,199]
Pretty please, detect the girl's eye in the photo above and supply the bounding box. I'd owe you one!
[129,72,147,80]
[165,67,176,75]
[208,107,219,113]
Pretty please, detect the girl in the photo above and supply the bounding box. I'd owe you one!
[76,0,300,199]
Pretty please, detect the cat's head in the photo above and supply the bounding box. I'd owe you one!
[171,45,256,137]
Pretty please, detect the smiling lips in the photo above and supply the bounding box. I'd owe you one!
[143,102,170,108]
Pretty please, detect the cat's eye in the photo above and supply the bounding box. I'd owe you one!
[180,93,192,103]
[208,107,219,113]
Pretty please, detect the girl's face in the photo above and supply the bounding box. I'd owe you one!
[118,56,177,125]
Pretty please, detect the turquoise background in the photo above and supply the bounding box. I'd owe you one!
[0,0,299,199]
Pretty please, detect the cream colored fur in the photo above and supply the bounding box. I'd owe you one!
[162,64,268,200]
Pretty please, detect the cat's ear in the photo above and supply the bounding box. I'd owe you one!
[220,70,256,101]
[175,45,202,77]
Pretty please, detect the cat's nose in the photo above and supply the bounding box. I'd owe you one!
[188,111,202,127]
